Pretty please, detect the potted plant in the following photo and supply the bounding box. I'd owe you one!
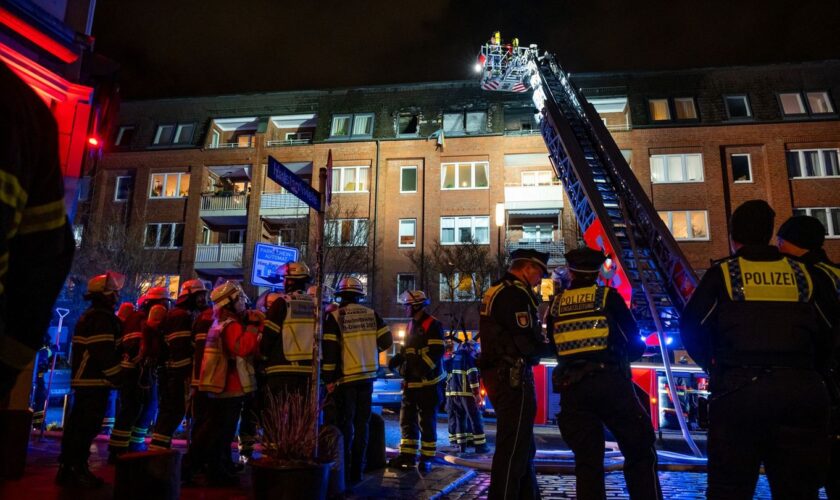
[251,391,332,500]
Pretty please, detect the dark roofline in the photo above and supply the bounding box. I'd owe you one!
[570,59,840,79]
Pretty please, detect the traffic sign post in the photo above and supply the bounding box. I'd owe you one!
[251,243,300,288]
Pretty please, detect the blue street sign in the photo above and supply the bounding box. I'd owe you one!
[267,156,321,211]
[251,242,300,288]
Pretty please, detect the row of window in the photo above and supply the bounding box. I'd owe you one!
[648,91,834,123]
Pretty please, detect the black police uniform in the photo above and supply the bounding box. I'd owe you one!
[478,267,547,500]
[681,244,837,499]
[389,311,444,467]
[546,249,661,499]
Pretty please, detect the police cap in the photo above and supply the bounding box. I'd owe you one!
[510,248,549,274]
[777,215,825,251]
[564,247,607,273]
[731,200,775,245]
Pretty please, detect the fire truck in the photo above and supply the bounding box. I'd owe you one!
[476,33,705,456]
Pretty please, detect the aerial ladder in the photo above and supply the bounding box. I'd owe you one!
[478,36,704,457]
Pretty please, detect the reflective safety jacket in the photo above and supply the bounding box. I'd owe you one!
[71,305,123,388]
[546,283,642,370]
[445,344,480,396]
[261,290,316,377]
[400,313,445,389]
[681,245,836,373]
[199,317,258,396]
[190,308,213,387]
[160,305,197,375]
[815,261,840,298]
[322,303,393,385]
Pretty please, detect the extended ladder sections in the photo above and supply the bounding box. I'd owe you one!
[478,43,703,456]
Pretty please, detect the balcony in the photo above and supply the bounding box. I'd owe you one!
[266,138,312,147]
[260,192,308,218]
[504,182,564,211]
[506,240,565,261]
[194,243,243,269]
[199,194,248,225]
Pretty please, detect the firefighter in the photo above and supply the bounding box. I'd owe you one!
[149,279,208,450]
[56,272,125,488]
[108,287,169,460]
[681,200,837,499]
[261,261,316,397]
[183,295,215,480]
[546,247,661,499]
[387,289,444,473]
[775,215,840,499]
[0,62,74,402]
[237,306,265,464]
[445,335,489,454]
[322,277,393,483]
[192,281,258,486]
[477,248,550,500]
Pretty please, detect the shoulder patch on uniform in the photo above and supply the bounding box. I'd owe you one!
[515,311,531,328]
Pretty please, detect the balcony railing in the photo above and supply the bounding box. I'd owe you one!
[201,194,248,211]
[260,192,307,209]
[195,243,243,263]
[506,240,565,258]
[504,182,564,209]
[266,138,312,147]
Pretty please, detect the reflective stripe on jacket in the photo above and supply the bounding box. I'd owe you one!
[549,285,609,357]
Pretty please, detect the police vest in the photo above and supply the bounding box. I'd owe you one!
[815,262,840,298]
[331,304,380,384]
[281,292,316,362]
[549,285,610,357]
[721,257,811,303]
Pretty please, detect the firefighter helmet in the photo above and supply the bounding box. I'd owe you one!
[399,290,429,306]
[117,302,135,321]
[335,277,364,296]
[179,279,207,298]
[86,271,125,296]
[282,261,311,279]
[143,287,171,301]
[210,281,246,309]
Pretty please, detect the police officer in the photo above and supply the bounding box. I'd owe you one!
[261,261,316,397]
[149,279,208,450]
[387,290,444,473]
[478,248,549,500]
[108,287,169,460]
[323,277,392,483]
[57,272,125,488]
[681,200,837,499]
[546,247,661,499]
[445,335,489,454]
[776,215,840,499]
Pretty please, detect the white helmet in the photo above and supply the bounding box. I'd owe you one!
[210,281,246,309]
[399,290,429,306]
[335,277,364,296]
[282,261,311,280]
[179,279,207,298]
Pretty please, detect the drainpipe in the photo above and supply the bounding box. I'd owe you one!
[371,140,380,307]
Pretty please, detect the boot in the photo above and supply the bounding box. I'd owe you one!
[418,457,433,473]
[55,463,105,489]
[459,443,468,453]
[107,449,124,464]
[473,443,490,454]
[387,453,417,470]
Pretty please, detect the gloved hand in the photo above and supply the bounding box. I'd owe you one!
[388,353,405,372]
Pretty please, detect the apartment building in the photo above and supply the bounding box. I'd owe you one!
[76,60,840,326]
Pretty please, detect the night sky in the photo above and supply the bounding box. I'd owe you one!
[93,0,840,100]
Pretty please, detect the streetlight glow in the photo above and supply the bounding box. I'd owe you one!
[495,202,505,227]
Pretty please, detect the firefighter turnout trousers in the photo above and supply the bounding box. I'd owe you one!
[708,368,829,499]
[59,387,111,466]
[557,369,661,500]
[482,366,539,500]
[399,385,440,460]
[149,369,189,449]
[335,379,374,482]
[109,372,158,453]
[447,395,486,447]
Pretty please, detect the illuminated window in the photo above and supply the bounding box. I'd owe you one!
[731,154,752,183]
[115,176,133,201]
[149,173,191,198]
[658,210,709,241]
[400,166,417,193]
[787,149,840,178]
[649,154,704,183]
[326,218,368,246]
[139,274,180,299]
[779,93,807,115]
[648,99,670,121]
[673,98,698,120]
[440,216,490,244]
[439,273,490,302]
[441,161,489,190]
[144,223,185,248]
[443,110,487,135]
[398,219,416,247]
[521,170,553,186]
[397,274,416,301]
[806,92,834,114]
[793,207,840,238]
[725,95,752,119]
[330,113,374,139]
[331,166,369,193]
